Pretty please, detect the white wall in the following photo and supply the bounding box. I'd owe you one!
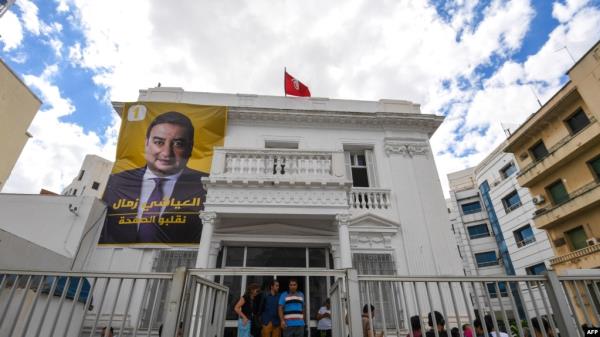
[62,154,113,198]
[0,194,106,270]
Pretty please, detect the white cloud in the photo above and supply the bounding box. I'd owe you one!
[55,0,69,13]
[48,37,63,57]
[553,0,590,23]
[0,11,24,51]
[1,65,118,194]
[5,0,600,197]
[16,0,41,35]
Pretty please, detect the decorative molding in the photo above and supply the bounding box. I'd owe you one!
[199,211,218,224]
[335,213,351,227]
[205,188,348,207]
[384,138,429,157]
[350,232,394,249]
[227,107,443,133]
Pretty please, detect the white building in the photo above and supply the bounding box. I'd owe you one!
[62,154,113,198]
[79,88,465,333]
[447,142,555,320]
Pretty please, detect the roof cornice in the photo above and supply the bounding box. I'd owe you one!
[228,107,444,136]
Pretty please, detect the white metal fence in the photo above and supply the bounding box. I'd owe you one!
[1,268,599,337]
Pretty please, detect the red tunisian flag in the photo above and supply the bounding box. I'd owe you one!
[284,70,311,97]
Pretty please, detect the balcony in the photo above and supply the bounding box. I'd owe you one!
[516,116,599,187]
[549,243,600,266]
[533,180,600,229]
[203,147,352,215]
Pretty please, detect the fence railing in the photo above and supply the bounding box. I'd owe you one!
[356,272,600,337]
[0,269,177,337]
[349,188,391,209]
[209,147,348,181]
[1,268,599,337]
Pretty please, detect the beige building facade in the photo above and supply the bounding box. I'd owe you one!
[505,41,600,275]
[0,58,41,191]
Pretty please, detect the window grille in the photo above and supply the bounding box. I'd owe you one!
[353,253,404,330]
[140,250,198,329]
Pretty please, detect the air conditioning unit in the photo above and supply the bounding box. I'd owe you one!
[587,238,599,246]
[553,237,566,247]
[493,179,501,186]
[519,152,529,160]
[532,195,545,205]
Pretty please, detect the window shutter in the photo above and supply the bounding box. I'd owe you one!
[344,151,352,182]
[365,149,378,187]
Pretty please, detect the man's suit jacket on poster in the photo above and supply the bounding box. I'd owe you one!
[100,166,208,244]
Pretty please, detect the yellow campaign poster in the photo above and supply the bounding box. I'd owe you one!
[99,102,227,246]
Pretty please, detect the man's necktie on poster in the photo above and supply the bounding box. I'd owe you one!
[137,177,165,242]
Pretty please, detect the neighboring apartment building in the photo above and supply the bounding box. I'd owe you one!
[504,40,600,274]
[62,154,113,198]
[79,88,466,333]
[0,58,42,191]
[448,144,554,319]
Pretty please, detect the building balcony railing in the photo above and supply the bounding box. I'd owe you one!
[533,180,600,229]
[516,116,599,187]
[208,147,348,184]
[348,187,391,209]
[550,243,600,266]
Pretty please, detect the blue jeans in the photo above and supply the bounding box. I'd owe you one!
[282,326,304,337]
[238,318,252,337]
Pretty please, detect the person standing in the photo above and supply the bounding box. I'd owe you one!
[407,315,423,337]
[425,311,449,337]
[259,279,281,337]
[235,283,260,337]
[278,278,305,337]
[316,298,332,337]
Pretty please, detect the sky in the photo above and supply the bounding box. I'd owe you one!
[1,0,599,197]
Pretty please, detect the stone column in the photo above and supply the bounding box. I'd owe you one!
[336,213,352,269]
[196,211,217,268]
[207,241,222,268]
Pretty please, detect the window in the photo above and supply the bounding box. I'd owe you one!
[514,225,536,247]
[467,224,490,239]
[345,150,377,187]
[72,189,77,196]
[500,162,517,179]
[91,181,100,190]
[525,263,547,275]
[529,141,549,161]
[77,170,85,181]
[486,282,509,298]
[588,155,600,181]
[565,226,588,251]
[546,180,569,205]
[353,253,399,329]
[461,201,482,215]
[264,140,299,149]
[502,190,521,213]
[474,251,498,268]
[565,108,590,134]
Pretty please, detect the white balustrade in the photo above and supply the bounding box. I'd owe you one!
[349,188,391,209]
[211,148,347,181]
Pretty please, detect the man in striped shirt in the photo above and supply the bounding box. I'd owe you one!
[278,278,305,337]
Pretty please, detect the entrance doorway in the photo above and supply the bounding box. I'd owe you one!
[214,246,338,337]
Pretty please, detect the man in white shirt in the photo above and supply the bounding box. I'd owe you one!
[316,298,332,337]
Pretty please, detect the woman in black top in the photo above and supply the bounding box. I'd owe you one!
[235,283,260,337]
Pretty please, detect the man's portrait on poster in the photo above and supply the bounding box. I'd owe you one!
[100,111,207,244]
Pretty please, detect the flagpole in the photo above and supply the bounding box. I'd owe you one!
[284,67,287,96]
